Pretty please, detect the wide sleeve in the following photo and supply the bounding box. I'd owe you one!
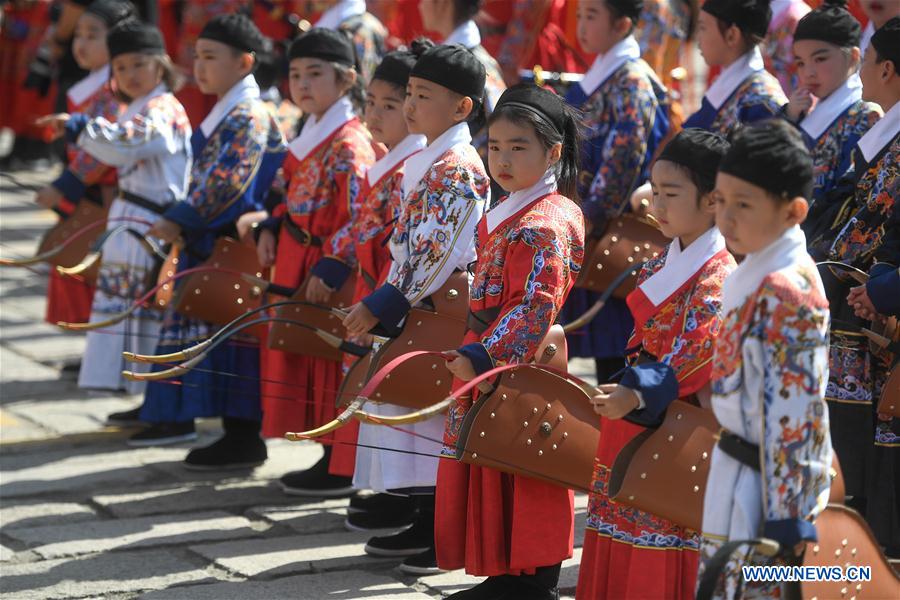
[310,139,369,290]
[363,165,485,330]
[756,286,832,548]
[165,111,285,237]
[457,223,574,375]
[621,262,728,425]
[583,85,654,227]
[76,111,179,167]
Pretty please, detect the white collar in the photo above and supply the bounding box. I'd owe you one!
[486,170,557,234]
[578,35,641,96]
[314,0,366,29]
[288,95,356,161]
[199,74,260,137]
[800,74,863,140]
[118,83,167,124]
[444,20,481,48]
[860,22,875,56]
[705,47,765,109]
[401,122,472,198]
[858,100,900,163]
[367,134,427,187]
[722,225,810,314]
[639,226,726,306]
[68,64,109,107]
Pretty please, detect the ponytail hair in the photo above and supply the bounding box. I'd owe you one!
[466,92,488,137]
[487,101,584,200]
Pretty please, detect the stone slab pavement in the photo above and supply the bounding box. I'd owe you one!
[0,169,597,598]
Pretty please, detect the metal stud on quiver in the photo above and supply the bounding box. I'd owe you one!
[167,238,268,336]
[576,214,668,299]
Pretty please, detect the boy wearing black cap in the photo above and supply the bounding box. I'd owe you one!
[696,120,832,599]
[819,16,900,558]
[131,14,287,465]
[684,0,787,135]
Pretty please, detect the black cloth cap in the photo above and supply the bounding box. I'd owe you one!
[199,13,265,54]
[85,0,136,29]
[410,44,486,99]
[656,128,731,193]
[870,16,900,66]
[107,20,165,58]
[494,83,568,135]
[718,120,813,199]
[607,0,644,21]
[372,49,418,89]
[702,0,772,38]
[794,0,860,47]
[288,28,356,68]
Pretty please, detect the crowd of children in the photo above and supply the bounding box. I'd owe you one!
[3,0,898,598]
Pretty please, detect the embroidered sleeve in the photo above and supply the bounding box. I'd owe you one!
[322,138,369,266]
[585,81,655,222]
[460,222,575,373]
[76,109,180,168]
[63,91,121,195]
[753,280,831,547]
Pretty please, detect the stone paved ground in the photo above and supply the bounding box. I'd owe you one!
[0,170,597,599]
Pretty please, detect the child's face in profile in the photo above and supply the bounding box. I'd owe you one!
[649,160,715,244]
[576,0,622,55]
[111,52,162,101]
[288,57,348,120]
[487,116,561,193]
[696,11,730,67]
[713,172,805,256]
[793,40,857,100]
[73,13,109,72]
[194,39,250,97]
[365,79,410,149]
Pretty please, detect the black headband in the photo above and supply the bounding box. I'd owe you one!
[702,0,772,39]
[718,120,813,200]
[199,13,265,54]
[793,0,860,48]
[657,128,731,192]
[494,83,567,135]
[288,27,356,68]
[107,20,165,58]
[410,43,485,99]
[372,49,417,89]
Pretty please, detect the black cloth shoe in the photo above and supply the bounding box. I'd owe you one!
[344,508,416,532]
[446,577,511,600]
[349,492,416,514]
[183,420,267,471]
[398,546,446,575]
[364,494,434,557]
[280,446,355,497]
[504,563,561,600]
[106,407,145,427]
[126,421,196,447]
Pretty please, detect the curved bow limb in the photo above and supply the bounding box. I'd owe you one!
[353,396,456,427]
[562,260,646,333]
[0,216,153,267]
[56,225,166,276]
[815,260,868,284]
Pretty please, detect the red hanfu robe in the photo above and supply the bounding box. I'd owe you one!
[260,103,374,440]
[577,230,735,600]
[45,68,123,325]
[436,188,585,576]
[328,135,424,478]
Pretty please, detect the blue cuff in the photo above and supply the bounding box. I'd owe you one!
[362,283,411,332]
[311,256,352,290]
[258,215,282,235]
[66,113,90,144]
[618,362,679,427]
[52,169,86,203]
[457,342,494,376]
[163,201,206,235]
[763,518,818,548]
[867,264,900,317]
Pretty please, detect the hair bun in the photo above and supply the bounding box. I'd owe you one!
[409,37,435,58]
[823,0,849,9]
